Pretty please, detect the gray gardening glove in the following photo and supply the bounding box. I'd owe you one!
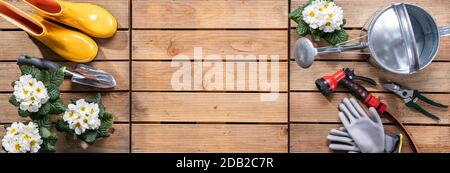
[337,97,402,153]
[327,127,402,153]
[327,127,361,153]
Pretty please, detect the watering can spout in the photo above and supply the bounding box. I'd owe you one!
[294,37,368,69]
[439,25,450,37]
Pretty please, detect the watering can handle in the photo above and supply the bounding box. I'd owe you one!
[317,43,368,55]
[440,25,450,37]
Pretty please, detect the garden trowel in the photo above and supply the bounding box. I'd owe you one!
[17,55,116,89]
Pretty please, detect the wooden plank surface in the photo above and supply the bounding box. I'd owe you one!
[132,30,287,60]
[0,31,129,61]
[133,0,288,29]
[132,92,287,123]
[290,61,450,92]
[132,124,288,153]
[0,124,129,153]
[0,61,129,92]
[290,30,450,61]
[290,124,450,153]
[291,0,450,28]
[290,92,449,124]
[0,0,129,29]
[132,61,288,91]
[0,92,129,123]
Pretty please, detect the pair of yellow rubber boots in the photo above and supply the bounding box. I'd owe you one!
[0,0,117,62]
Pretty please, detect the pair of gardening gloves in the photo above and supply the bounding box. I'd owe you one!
[327,98,403,153]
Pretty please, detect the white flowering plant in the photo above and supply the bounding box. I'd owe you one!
[2,120,56,153]
[56,94,114,145]
[289,0,348,45]
[9,65,66,120]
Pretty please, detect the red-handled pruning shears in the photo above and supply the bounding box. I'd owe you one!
[383,82,448,121]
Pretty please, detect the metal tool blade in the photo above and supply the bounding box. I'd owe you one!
[382,83,401,92]
[382,83,412,100]
[70,64,116,89]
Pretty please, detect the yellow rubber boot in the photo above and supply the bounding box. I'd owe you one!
[23,0,117,38]
[0,1,98,63]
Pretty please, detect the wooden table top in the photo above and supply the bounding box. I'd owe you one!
[0,0,449,153]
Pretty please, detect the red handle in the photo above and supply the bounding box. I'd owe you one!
[339,78,387,114]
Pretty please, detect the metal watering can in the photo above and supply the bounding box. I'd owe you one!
[295,3,450,75]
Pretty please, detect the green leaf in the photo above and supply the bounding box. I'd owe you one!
[34,116,52,129]
[97,128,110,138]
[43,68,65,87]
[18,110,31,117]
[37,102,51,116]
[324,29,349,45]
[29,113,43,120]
[83,131,97,144]
[310,29,322,42]
[56,119,71,133]
[49,99,65,114]
[4,124,11,129]
[47,133,58,142]
[101,113,114,128]
[70,97,78,104]
[85,93,101,104]
[40,127,51,138]
[46,84,60,102]
[304,0,315,6]
[11,81,16,87]
[99,104,106,117]
[39,142,55,153]
[288,7,304,23]
[296,19,310,36]
[9,95,20,107]
[97,112,113,137]
[19,65,42,81]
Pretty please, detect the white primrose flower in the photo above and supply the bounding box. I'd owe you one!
[63,99,102,135]
[70,118,89,135]
[302,0,344,33]
[63,104,78,123]
[86,103,101,129]
[76,99,90,114]
[13,75,50,112]
[302,5,320,29]
[1,122,43,153]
